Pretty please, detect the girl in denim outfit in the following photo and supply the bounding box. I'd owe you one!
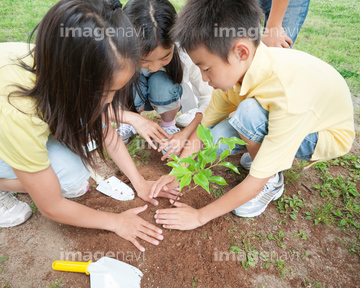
[117,0,212,160]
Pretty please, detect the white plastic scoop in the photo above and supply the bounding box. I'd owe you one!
[52,256,143,288]
[87,166,135,201]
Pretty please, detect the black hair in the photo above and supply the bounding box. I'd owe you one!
[9,0,139,168]
[171,0,263,61]
[123,0,183,84]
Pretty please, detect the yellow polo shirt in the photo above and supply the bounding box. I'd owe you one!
[202,42,354,179]
[0,42,51,172]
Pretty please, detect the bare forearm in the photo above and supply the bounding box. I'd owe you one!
[179,113,203,139]
[104,126,144,187]
[198,175,268,225]
[45,198,116,231]
[267,0,290,27]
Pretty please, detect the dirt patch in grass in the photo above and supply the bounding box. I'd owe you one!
[1,144,360,287]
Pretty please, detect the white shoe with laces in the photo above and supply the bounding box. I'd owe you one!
[116,124,137,144]
[0,191,32,228]
[232,172,284,218]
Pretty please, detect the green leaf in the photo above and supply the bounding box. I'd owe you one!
[209,176,227,185]
[179,174,192,192]
[205,152,217,164]
[0,256,8,262]
[219,138,235,151]
[194,173,210,193]
[169,167,191,177]
[201,169,213,178]
[229,136,247,146]
[166,162,181,168]
[219,149,230,162]
[178,158,197,166]
[197,125,213,147]
[219,162,240,174]
[169,155,180,162]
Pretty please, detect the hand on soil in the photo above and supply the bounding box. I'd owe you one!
[137,180,179,206]
[150,175,178,199]
[115,205,163,252]
[155,201,202,230]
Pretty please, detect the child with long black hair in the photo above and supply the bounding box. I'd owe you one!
[0,0,177,251]
[117,0,212,160]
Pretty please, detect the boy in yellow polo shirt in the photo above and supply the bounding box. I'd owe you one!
[150,0,354,230]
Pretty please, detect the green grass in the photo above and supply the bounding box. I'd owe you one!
[294,0,360,96]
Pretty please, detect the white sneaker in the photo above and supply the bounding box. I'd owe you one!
[176,108,197,127]
[0,192,32,228]
[232,172,284,218]
[62,181,90,198]
[240,153,253,170]
[161,124,180,135]
[116,124,137,144]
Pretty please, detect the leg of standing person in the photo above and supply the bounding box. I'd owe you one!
[259,0,310,46]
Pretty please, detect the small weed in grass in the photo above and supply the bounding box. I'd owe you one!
[0,257,8,263]
[49,278,63,288]
[252,232,266,243]
[229,232,259,271]
[312,281,323,288]
[191,276,198,287]
[210,185,225,199]
[304,200,335,226]
[276,259,291,278]
[275,191,305,220]
[30,201,39,213]
[268,227,285,249]
[293,230,307,241]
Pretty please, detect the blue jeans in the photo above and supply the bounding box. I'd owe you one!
[134,71,183,114]
[210,98,318,161]
[0,135,90,192]
[259,0,310,45]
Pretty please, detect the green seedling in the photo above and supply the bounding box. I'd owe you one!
[276,259,290,278]
[210,185,225,199]
[167,125,245,202]
[268,227,285,248]
[191,276,198,287]
[252,232,267,243]
[304,200,335,226]
[49,278,63,288]
[293,230,307,241]
[0,257,8,263]
[275,191,305,220]
[229,232,259,271]
[30,201,39,213]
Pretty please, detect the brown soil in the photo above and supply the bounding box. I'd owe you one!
[1,137,360,288]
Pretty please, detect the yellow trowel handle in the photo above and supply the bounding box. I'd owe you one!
[52,260,92,275]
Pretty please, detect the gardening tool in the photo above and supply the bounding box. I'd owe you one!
[87,166,135,201]
[52,256,143,288]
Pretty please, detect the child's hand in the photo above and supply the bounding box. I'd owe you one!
[150,175,179,199]
[154,201,202,230]
[158,131,188,161]
[114,205,163,252]
[132,115,170,149]
[136,180,179,206]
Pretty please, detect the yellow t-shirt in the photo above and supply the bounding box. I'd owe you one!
[201,42,355,179]
[0,42,51,173]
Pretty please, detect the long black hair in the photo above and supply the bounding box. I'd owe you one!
[9,0,139,168]
[123,0,183,84]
